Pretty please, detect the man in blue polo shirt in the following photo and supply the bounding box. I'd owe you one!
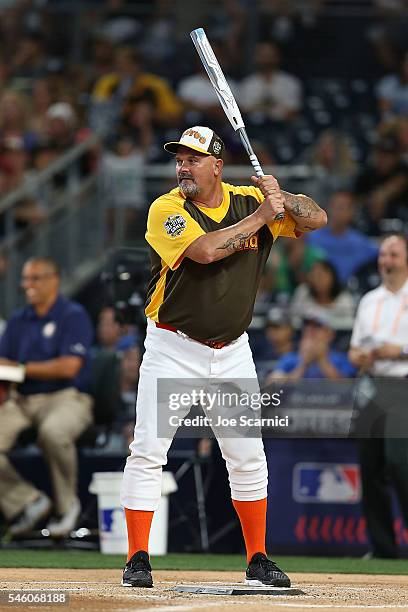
[306,190,378,284]
[0,257,94,537]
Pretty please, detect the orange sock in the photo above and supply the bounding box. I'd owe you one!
[125,508,154,561]
[232,498,267,562]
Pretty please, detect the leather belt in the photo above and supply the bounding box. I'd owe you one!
[155,322,229,349]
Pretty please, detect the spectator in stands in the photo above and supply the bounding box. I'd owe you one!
[9,30,49,83]
[95,305,124,353]
[349,234,408,558]
[269,310,355,382]
[100,133,147,242]
[42,102,78,153]
[0,58,8,91]
[28,78,56,137]
[119,93,161,161]
[378,116,408,165]
[306,191,378,284]
[91,46,182,138]
[0,89,37,151]
[0,257,94,537]
[206,0,247,59]
[398,116,408,164]
[0,155,12,199]
[86,34,115,89]
[93,0,142,47]
[239,40,302,123]
[262,234,326,300]
[252,306,296,384]
[117,343,141,449]
[178,45,239,128]
[264,306,296,360]
[376,49,408,119]
[94,305,139,355]
[301,129,357,207]
[291,260,356,330]
[0,136,31,192]
[0,135,47,229]
[34,101,96,182]
[354,134,408,235]
[368,0,408,73]
[138,0,178,77]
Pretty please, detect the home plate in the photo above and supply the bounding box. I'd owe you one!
[173,584,305,596]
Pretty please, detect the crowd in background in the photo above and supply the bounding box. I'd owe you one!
[0,1,408,226]
[0,0,408,449]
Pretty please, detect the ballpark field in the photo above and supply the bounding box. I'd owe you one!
[1,552,408,611]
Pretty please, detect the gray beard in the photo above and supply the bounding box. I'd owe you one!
[179,179,200,199]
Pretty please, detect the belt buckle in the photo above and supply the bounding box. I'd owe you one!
[207,340,227,349]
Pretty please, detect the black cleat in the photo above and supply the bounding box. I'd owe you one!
[245,552,291,587]
[122,550,153,588]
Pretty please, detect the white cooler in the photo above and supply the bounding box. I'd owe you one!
[89,471,177,555]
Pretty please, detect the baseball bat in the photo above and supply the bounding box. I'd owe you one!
[190,27,284,221]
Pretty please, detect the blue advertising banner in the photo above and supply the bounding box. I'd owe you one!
[265,439,408,555]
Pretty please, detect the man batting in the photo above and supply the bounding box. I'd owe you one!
[120,126,327,587]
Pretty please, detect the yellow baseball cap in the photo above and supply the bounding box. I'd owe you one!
[164,126,224,159]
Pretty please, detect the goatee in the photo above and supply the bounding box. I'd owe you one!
[179,179,200,198]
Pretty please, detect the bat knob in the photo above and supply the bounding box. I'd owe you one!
[274,212,284,221]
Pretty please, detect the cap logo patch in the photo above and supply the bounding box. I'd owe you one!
[213,141,222,155]
[164,214,187,237]
[182,129,207,144]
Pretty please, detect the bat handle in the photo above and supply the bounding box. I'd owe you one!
[251,156,284,221]
[249,154,264,178]
[239,129,284,221]
[250,156,284,221]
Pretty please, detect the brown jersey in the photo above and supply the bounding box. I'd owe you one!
[145,182,298,343]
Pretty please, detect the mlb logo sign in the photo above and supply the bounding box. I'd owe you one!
[293,463,361,504]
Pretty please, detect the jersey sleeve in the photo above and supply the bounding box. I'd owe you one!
[146,195,206,270]
[267,213,298,240]
[267,192,303,239]
[225,183,298,240]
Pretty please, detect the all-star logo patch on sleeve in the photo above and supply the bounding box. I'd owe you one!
[164,214,187,237]
[146,192,206,270]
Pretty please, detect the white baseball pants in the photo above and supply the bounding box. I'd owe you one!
[120,319,268,510]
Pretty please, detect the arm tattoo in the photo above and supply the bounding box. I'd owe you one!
[217,231,254,252]
[281,191,321,219]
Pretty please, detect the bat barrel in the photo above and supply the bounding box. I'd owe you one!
[191,31,284,221]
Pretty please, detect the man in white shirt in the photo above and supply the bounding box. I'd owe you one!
[349,234,408,558]
[239,41,302,123]
[178,51,239,126]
